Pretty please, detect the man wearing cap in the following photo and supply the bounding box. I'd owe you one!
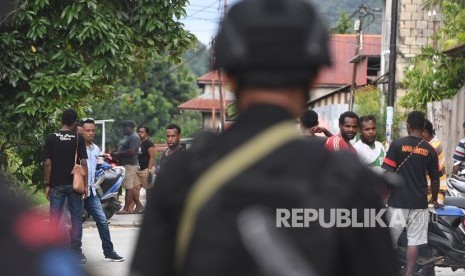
[131,0,396,275]
[44,108,88,263]
[112,121,141,214]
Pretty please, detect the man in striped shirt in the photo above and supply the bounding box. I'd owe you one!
[453,122,465,175]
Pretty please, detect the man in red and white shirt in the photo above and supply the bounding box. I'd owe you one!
[325,111,359,154]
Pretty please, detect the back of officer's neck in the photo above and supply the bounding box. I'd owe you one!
[236,87,307,118]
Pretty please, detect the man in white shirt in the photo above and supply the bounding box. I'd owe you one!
[354,115,385,174]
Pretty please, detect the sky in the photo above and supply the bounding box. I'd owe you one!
[179,0,240,46]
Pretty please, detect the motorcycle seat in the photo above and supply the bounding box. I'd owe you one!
[449,178,465,193]
[444,196,465,209]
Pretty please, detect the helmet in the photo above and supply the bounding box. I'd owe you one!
[214,0,331,88]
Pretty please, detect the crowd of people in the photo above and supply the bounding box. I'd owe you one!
[4,0,465,275]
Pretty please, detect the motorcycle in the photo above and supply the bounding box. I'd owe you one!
[397,204,465,275]
[446,161,465,198]
[82,154,125,221]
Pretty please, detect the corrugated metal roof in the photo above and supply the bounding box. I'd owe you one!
[315,34,381,86]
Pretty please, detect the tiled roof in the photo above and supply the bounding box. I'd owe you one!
[178,91,235,111]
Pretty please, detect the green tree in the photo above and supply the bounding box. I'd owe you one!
[0,0,196,190]
[331,11,354,34]
[89,58,201,150]
[354,85,386,142]
[401,1,465,111]
[183,42,210,77]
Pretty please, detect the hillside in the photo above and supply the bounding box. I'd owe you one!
[312,0,384,34]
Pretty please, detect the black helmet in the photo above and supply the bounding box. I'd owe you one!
[214,0,331,88]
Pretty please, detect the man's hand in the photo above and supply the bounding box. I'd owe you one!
[45,186,51,201]
[428,199,444,209]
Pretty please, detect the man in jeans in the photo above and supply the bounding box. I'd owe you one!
[113,121,141,214]
[382,111,441,276]
[80,118,124,261]
[44,108,88,263]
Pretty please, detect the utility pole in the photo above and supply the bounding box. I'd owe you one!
[348,5,380,111]
[217,0,228,132]
[386,0,399,145]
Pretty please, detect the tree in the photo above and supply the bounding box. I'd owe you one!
[331,11,354,34]
[89,58,201,151]
[401,1,465,111]
[354,85,386,142]
[0,0,196,189]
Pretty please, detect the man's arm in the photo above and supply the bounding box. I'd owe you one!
[147,146,156,171]
[44,159,51,200]
[81,159,89,196]
[430,179,440,203]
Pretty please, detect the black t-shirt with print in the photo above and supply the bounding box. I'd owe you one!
[382,136,441,209]
[138,139,155,170]
[44,130,87,187]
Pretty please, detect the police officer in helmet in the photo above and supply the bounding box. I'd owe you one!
[131,0,397,275]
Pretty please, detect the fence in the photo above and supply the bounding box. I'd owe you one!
[427,86,465,174]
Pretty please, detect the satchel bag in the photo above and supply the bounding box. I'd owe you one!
[72,133,86,194]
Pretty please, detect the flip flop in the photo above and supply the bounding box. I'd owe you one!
[115,210,131,215]
[133,207,145,214]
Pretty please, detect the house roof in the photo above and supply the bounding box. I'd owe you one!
[315,34,381,86]
[197,70,229,85]
[178,91,235,111]
[195,35,381,87]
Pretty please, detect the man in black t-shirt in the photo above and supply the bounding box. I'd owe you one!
[382,111,441,276]
[128,125,155,212]
[154,123,185,176]
[44,108,88,263]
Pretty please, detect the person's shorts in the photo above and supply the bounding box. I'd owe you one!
[134,168,149,189]
[122,165,138,189]
[386,207,428,247]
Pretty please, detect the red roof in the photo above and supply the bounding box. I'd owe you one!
[178,91,235,111]
[197,70,229,85]
[315,34,381,86]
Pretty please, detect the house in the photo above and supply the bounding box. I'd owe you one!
[178,71,235,131]
[178,34,381,132]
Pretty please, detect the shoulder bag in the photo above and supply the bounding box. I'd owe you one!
[71,132,86,194]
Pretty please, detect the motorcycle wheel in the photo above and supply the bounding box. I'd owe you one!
[103,198,120,220]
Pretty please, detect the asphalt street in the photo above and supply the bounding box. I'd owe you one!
[75,190,465,275]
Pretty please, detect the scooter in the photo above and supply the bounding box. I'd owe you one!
[82,154,125,221]
[397,204,465,275]
[446,161,465,198]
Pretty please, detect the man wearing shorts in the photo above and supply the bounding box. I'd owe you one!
[129,125,155,212]
[113,121,141,214]
[382,111,441,276]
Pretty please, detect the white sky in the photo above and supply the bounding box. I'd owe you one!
[179,0,240,46]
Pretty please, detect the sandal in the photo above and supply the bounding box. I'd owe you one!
[115,210,131,215]
[133,207,145,214]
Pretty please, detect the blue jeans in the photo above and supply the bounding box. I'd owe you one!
[50,185,83,254]
[84,192,114,254]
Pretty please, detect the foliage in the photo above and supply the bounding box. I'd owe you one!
[354,85,386,142]
[182,42,210,77]
[89,58,201,150]
[401,47,465,110]
[331,11,354,34]
[0,0,196,190]
[421,0,465,10]
[400,1,465,111]
[440,2,465,49]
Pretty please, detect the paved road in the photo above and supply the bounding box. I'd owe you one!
[81,222,465,276]
[82,226,140,276]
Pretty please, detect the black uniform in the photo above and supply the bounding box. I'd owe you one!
[131,104,397,276]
